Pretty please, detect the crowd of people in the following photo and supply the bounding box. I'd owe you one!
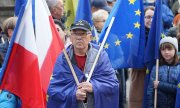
[0,0,179,108]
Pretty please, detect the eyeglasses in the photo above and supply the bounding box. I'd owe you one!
[94,20,106,22]
[145,15,153,19]
[71,32,91,38]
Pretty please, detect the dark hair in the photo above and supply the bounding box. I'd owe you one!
[54,19,65,31]
[159,43,179,65]
[0,52,4,67]
[144,6,155,13]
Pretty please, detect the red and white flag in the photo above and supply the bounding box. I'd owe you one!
[0,0,64,107]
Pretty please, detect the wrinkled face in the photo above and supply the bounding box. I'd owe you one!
[70,29,92,51]
[51,0,64,19]
[161,46,175,63]
[94,20,105,33]
[144,9,154,28]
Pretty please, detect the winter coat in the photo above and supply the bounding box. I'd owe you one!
[47,43,119,108]
[146,64,180,108]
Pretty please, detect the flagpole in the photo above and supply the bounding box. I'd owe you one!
[154,59,159,108]
[63,49,79,84]
[63,49,87,108]
[86,17,115,82]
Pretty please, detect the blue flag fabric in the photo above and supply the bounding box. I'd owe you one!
[47,44,119,108]
[144,0,164,70]
[98,0,145,69]
[15,0,27,16]
[143,0,164,107]
[176,75,180,107]
[75,0,97,43]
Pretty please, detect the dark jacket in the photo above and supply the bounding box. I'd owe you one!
[167,26,177,38]
[0,40,9,58]
[146,64,180,108]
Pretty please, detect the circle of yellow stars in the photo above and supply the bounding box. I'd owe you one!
[103,0,142,50]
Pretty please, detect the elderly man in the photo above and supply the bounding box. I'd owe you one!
[92,9,109,34]
[47,20,119,108]
[46,0,64,20]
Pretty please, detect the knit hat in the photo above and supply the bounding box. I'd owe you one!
[160,37,178,52]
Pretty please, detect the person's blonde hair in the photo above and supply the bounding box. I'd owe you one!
[2,17,18,37]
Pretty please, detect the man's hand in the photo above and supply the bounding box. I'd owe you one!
[77,82,93,93]
[76,88,87,101]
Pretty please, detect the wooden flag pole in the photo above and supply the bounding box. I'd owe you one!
[63,49,87,108]
[154,59,159,108]
[63,49,79,85]
[86,17,115,82]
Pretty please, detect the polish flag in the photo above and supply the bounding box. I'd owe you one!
[0,0,64,107]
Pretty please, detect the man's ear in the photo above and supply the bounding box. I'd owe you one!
[87,33,92,40]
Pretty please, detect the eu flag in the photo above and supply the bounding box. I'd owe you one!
[98,0,145,69]
[143,0,164,107]
[75,0,97,43]
[144,0,164,70]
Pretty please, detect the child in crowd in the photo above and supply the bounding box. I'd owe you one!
[146,37,180,108]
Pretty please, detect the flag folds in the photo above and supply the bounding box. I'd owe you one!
[64,0,78,30]
[14,0,27,16]
[98,0,145,69]
[75,0,97,43]
[0,0,64,107]
[143,0,164,107]
[144,0,164,69]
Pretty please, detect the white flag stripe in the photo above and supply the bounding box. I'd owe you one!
[42,0,51,16]
[15,0,38,55]
[35,0,52,69]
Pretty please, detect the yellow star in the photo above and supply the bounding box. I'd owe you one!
[135,9,141,16]
[104,43,109,49]
[161,33,166,38]
[178,83,180,88]
[146,69,149,74]
[126,32,133,39]
[134,22,140,28]
[129,0,136,4]
[46,95,49,102]
[92,36,97,41]
[115,40,121,46]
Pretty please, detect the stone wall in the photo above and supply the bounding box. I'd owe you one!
[0,0,15,27]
